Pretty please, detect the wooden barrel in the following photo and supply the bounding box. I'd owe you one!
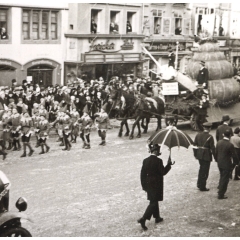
[186,60,233,80]
[198,42,219,52]
[208,78,240,103]
[192,52,225,61]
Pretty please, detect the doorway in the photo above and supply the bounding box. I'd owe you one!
[27,65,53,86]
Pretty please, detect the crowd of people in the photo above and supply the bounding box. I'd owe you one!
[0,75,170,161]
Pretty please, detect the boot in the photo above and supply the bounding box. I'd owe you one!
[17,141,21,151]
[137,218,148,231]
[0,150,7,160]
[72,136,77,143]
[85,143,91,149]
[45,145,50,153]
[12,141,17,151]
[99,140,106,146]
[27,143,34,157]
[39,145,45,154]
[59,138,64,146]
[67,141,71,151]
[20,152,26,158]
[82,141,86,148]
[234,166,240,180]
[6,142,12,150]
[28,149,34,156]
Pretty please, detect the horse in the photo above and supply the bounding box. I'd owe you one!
[108,87,134,137]
[128,94,165,139]
[108,87,165,139]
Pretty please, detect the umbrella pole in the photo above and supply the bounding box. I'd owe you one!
[169,149,175,165]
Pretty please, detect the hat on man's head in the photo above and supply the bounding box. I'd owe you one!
[12,79,17,83]
[221,114,230,122]
[234,127,240,134]
[200,61,205,65]
[203,122,212,128]
[148,143,161,153]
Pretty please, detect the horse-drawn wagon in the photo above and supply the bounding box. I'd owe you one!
[161,39,240,130]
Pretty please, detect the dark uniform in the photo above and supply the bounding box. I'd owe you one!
[216,115,233,142]
[193,122,216,191]
[168,51,175,68]
[138,144,172,230]
[216,131,235,199]
[197,62,209,89]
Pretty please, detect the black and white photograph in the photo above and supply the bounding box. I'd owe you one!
[0,1,240,237]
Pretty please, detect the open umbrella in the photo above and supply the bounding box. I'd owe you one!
[148,126,194,164]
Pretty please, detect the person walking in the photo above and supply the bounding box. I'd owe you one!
[216,130,236,199]
[137,143,173,231]
[193,122,216,191]
[95,103,111,146]
[229,127,240,180]
[216,114,233,142]
[78,105,93,149]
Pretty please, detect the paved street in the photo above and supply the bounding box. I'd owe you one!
[1,120,240,237]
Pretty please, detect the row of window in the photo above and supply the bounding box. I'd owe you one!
[0,8,59,41]
[90,9,137,34]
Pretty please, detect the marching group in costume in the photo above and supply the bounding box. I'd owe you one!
[0,77,115,160]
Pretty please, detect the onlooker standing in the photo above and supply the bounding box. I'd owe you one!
[230,127,240,180]
[126,21,132,33]
[193,122,216,191]
[216,115,233,142]
[91,19,97,33]
[196,61,209,89]
[138,143,173,231]
[216,130,235,199]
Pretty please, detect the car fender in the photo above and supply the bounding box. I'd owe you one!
[0,211,33,226]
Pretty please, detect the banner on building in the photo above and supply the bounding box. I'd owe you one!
[162,82,179,95]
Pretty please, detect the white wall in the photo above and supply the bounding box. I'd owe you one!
[0,5,68,84]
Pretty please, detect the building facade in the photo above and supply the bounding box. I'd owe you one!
[142,3,194,79]
[0,3,68,86]
[64,3,145,84]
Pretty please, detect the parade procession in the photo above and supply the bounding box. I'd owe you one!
[1,2,240,237]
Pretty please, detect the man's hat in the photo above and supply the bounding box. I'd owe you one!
[148,143,161,153]
[203,122,212,128]
[200,61,205,65]
[221,114,230,122]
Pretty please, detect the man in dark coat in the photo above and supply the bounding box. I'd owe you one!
[91,19,97,33]
[168,49,175,68]
[193,122,216,191]
[216,115,233,142]
[138,143,173,231]
[197,61,209,89]
[216,130,235,199]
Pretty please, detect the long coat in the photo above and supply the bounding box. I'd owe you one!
[216,124,233,142]
[141,155,171,201]
[216,139,235,170]
[197,67,209,86]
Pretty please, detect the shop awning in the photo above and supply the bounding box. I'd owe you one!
[81,52,143,64]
